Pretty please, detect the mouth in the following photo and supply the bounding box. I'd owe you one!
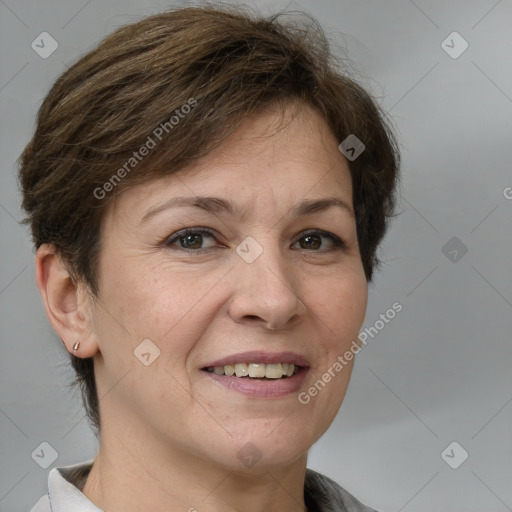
[201,362,302,379]
[199,352,310,398]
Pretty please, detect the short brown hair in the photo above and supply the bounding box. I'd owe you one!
[18,4,400,435]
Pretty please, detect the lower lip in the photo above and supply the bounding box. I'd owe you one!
[201,367,309,398]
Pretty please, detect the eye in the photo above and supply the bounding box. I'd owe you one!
[165,228,220,252]
[163,227,345,253]
[293,230,345,252]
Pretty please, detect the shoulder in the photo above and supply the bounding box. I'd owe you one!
[304,468,380,512]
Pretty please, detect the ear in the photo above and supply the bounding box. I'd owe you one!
[35,244,100,358]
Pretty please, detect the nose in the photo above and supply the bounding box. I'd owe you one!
[227,241,306,331]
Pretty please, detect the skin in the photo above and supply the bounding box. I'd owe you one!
[35,99,368,512]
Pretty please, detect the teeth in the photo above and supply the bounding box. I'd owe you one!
[265,363,283,379]
[248,363,266,378]
[234,363,249,377]
[209,363,298,378]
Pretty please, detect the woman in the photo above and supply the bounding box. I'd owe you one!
[19,5,400,511]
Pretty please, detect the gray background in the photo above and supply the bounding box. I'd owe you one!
[1,1,511,511]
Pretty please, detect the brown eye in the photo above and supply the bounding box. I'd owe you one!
[299,234,322,250]
[294,230,345,251]
[165,228,219,251]
[179,233,204,249]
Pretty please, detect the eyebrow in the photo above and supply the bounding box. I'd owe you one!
[140,195,355,224]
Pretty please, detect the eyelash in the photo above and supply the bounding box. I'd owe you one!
[163,227,346,253]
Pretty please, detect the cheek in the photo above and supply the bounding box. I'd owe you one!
[306,268,368,344]
[297,272,366,437]
[105,259,225,345]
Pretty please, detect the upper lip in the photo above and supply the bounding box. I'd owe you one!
[202,351,310,369]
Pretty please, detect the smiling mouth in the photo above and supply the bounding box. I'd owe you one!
[201,362,301,379]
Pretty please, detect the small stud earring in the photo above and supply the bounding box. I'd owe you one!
[72,341,80,351]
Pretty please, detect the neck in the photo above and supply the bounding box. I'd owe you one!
[82,422,309,512]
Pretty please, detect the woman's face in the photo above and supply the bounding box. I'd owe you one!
[88,101,368,471]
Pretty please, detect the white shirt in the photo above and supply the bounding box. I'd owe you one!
[30,459,379,512]
[30,460,102,512]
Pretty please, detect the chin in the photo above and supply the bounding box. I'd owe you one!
[214,447,308,475]
[215,428,312,472]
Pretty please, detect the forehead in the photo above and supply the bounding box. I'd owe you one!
[103,100,353,227]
